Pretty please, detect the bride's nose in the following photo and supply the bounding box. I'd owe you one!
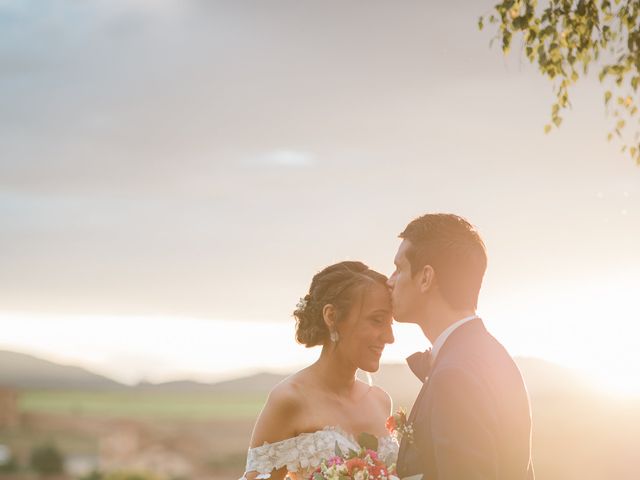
[386,274,395,290]
[382,323,394,345]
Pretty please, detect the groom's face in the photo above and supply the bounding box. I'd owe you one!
[388,239,423,324]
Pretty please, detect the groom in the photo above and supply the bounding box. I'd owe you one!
[388,214,534,480]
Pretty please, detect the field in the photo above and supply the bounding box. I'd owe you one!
[19,391,267,421]
[2,388,639,480]
[0,391,267,480]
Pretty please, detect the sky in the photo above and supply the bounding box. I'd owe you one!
[1,1,639,393]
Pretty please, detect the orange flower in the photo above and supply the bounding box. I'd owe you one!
[369,464,387,479]
[345,457,367,474]
[385,414,397,433]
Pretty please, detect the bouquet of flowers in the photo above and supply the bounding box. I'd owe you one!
[309,434,398,480]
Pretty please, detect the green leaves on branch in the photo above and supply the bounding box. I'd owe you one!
[479,0,640,164]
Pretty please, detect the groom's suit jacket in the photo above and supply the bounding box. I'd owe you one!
[396,318,535,480]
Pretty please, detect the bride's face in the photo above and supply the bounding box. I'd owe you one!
[336,282,394,372]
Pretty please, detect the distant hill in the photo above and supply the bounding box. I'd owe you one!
[135,379,222,392]
[153,357,592,402]
[513,356,594,397]
[205,372,289,393]
[0,350,127,391]
[0,349,594,400]
[366,357,595,405]
[135,373,288,393]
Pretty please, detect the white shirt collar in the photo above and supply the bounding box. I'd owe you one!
[430,314,479,362]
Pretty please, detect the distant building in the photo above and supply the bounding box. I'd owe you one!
[65,454,100,477]
[99,422,194,479]
[0,444,11,465]
[0,388,19,428]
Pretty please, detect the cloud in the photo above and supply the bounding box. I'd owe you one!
[255,150,315,168]
[0,0,639,323]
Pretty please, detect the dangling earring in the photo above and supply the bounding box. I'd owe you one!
[330,330,340,343]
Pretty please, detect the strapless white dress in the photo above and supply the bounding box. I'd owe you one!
[240,426,399,480]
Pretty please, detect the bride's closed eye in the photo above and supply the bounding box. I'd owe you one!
[368,312,392,325]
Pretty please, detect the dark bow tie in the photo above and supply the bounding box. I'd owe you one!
[406,348,432,383]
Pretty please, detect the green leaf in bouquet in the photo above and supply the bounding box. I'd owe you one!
[357,432,379,451]
[334,441,343,458]
[347,448,359,459]
[312,473,324,480]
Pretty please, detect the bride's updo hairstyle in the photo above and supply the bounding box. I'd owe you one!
[293,261,388,347]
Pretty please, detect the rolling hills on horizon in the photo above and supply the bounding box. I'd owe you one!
[0,349,603,400]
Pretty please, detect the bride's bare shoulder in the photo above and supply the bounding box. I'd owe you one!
[367,383,393,415]
[266,371,309,408]
[249,370,312,447]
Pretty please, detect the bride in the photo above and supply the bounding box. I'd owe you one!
[240,261,398,480]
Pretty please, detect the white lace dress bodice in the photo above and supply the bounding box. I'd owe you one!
[240,426,399,480]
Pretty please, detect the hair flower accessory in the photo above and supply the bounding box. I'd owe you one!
[296,296,308,310]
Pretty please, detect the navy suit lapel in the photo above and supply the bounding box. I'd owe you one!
[407,373,430,422]
[405,319,482,422]
[398,318,487,473]
[398,359,434,468]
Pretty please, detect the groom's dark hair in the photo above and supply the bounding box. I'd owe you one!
[400,213,487,310]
